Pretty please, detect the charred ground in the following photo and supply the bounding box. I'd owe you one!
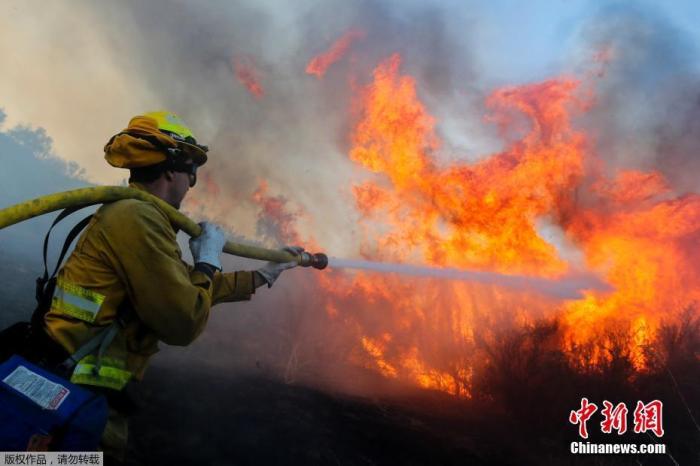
[124,312,700,466]
[0,250,698,465]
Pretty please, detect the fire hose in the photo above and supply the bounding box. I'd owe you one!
[0,186,328,269]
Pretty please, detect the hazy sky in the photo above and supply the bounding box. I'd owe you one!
[1,0,699,253]
[2,0,698,182]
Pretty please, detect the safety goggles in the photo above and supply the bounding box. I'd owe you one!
[169,159,199,187]
[183,165,198,188]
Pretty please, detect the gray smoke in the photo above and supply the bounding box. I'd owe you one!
[576,3,700,194]
[2,1,700,400]
[0,110,94,325]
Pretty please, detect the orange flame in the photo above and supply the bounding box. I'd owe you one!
[349,54,584,275]
[306,29,365,78]
[336,53,699,392]
[252,52,700,396]
[234,55,264,98]
[252,180,303,245]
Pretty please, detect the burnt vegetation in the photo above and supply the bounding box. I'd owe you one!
[468,308,700,464]
[120,307,700,466]
[1,244,698,464]
[1,205,697,465]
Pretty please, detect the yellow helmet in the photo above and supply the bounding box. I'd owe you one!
[105,111,208,169]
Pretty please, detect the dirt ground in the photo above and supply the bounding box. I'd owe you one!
[124,364,692,466]
[125,364,513,466]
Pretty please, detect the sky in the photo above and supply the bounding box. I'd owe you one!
[474,0,699,83]
[1,0,699,254]
[2,0,698,170]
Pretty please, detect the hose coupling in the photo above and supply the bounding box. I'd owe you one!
[298,252,328,269]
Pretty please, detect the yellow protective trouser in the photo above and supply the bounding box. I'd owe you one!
[84,383,132,463]
[101,406,129,464]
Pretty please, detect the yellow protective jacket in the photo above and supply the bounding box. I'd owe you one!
[43,184,254,390]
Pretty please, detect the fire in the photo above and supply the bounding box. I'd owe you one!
[306,29,365,78]
[563,180,700,367]
[349,54,582,275]
[331,53,699,392]
[252,51,699,396]
[360,335,398,378]
[252,181,303,245]
[234,55,264,98]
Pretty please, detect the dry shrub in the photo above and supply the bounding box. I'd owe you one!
[469,309,700,463]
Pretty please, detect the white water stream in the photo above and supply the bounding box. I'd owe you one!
[327,257,611,299]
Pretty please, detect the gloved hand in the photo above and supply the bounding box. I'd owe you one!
[189,222,227,270]
[256,246,304,288]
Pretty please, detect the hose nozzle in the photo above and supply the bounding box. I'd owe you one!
[298,252,328,269]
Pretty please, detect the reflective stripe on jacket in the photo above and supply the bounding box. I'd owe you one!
[44,184,255,389]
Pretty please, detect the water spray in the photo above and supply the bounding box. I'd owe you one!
[328,257,611,299]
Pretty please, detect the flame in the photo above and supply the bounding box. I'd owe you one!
[234,55,264,98]
[360,335,398,378]
[329,53,699,393]
[349,54,582,275]
[306,29,365,78]
[563,186,700,368]
[252,180,303,245]
[252,52,699,396]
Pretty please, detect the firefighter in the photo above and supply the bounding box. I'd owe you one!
[36,111,299,462]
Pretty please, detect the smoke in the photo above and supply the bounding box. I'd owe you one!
[306,29,366,78]
[0,3,160,184]
[0,0,485,243]
[0,110,96,325]
[2,1,700,402]
[233,55,266,98]
[0,0,484,399]
[574,4,700,193]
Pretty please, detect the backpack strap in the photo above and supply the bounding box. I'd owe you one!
[32,210,94,332]
[36,208,94,302]
[32,208,133,383]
